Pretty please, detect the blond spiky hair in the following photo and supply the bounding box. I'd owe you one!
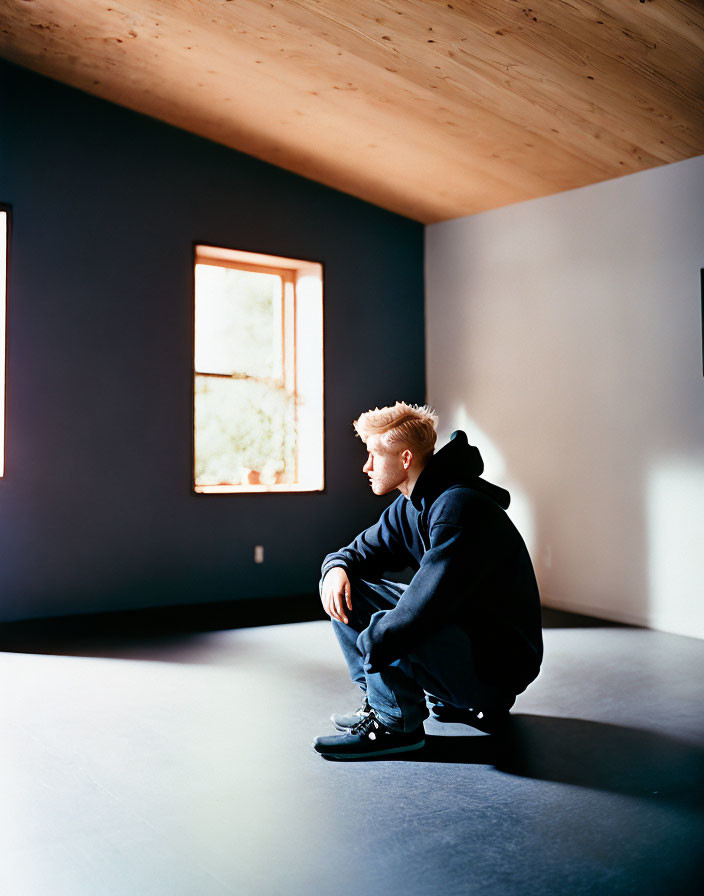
[353,401,438,460]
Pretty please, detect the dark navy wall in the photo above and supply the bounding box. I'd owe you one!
[0,61,425,622]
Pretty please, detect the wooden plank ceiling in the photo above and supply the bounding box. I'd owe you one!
[1,0,703,223]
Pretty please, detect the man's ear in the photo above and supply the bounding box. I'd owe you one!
[401,448,413,470]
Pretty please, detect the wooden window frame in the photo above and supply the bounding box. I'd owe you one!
[193,244,323,494]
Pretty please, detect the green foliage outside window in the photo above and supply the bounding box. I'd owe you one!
[194,376,296,485]
[194,263,297,486]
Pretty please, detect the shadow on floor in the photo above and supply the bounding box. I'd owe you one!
[339,714,704,808]
[0,606,623,660]
[541,607,630,629]
[0,594,328,659]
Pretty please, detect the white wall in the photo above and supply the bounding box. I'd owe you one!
[426,156,704,640]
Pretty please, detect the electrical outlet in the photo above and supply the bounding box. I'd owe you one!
[254,545,264,564]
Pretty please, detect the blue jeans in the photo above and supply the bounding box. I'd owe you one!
[328,575,514,733]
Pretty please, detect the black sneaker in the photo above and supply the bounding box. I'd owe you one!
[313,708,425,760]
[330,694,371,731]
[428,696,511,734]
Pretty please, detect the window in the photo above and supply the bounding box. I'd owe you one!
[193,245,324,493]
[0,207,7,478]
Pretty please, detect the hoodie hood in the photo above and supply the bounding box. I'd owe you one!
[410,430,511,511]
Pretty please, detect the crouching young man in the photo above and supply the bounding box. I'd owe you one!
[313,402,543,760]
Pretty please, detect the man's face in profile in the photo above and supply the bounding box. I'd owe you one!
[362,434,407,496]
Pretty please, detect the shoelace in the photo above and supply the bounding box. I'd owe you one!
[350,710,382,738]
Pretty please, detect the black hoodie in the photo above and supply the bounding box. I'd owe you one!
[321,431,543,693]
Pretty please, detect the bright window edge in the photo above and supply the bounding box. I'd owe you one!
[0,205,8,479]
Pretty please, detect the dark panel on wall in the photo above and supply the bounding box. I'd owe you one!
[0,60,425,622]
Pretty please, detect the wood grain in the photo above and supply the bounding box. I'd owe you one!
[1,0,702,222]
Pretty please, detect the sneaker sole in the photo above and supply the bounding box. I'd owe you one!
[314,738,426,760]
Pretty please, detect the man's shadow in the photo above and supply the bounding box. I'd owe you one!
[392,714,704,808]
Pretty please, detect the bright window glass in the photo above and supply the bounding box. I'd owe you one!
[193,246,324,493]
[0,210,6,477]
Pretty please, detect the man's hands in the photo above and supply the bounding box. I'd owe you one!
[321,568,352,624]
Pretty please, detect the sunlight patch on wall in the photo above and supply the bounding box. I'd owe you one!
[441,405,535,556]
[647,460,704,640]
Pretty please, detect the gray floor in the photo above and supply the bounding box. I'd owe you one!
[1,615,703,895]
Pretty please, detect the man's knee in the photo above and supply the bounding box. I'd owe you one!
[349,574,405,609]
